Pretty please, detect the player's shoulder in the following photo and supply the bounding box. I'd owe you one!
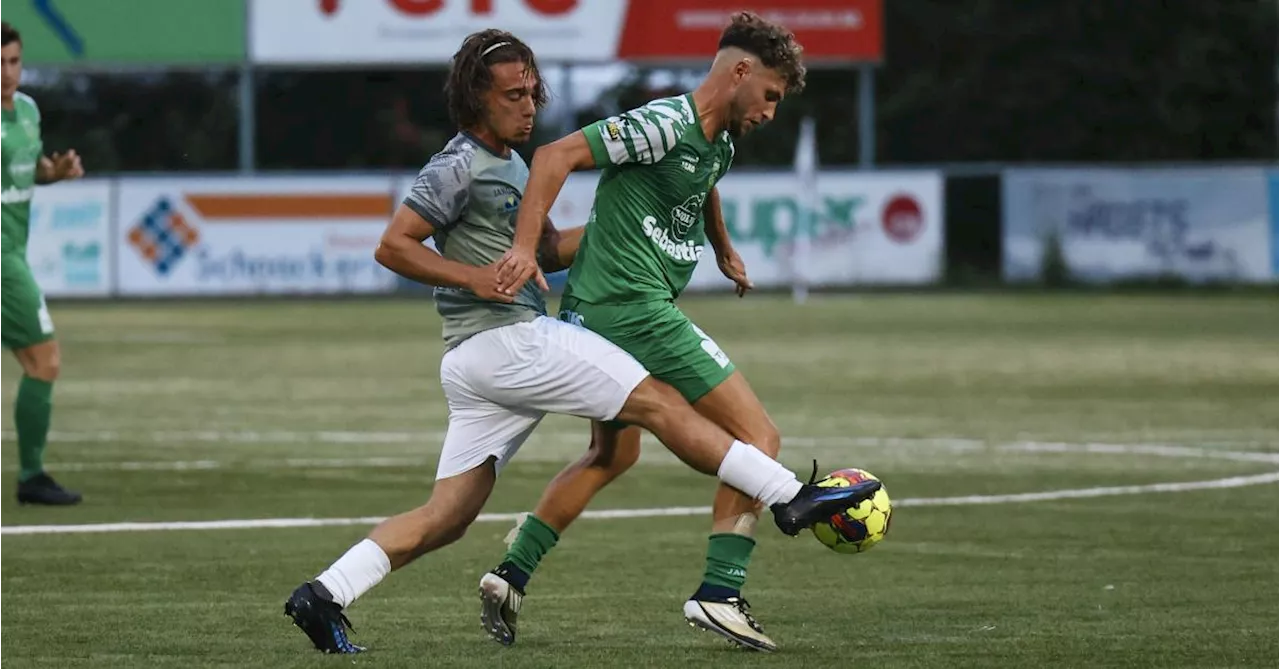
[12,91,40,120]
[629,94,696,127]
[421,133,478,174]
[414,133,478,188]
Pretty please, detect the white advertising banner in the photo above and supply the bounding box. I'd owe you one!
[543,170,944,289]
[1003,167,1280,284]
[698,171,943,288]
[250,0,626,64]
[27,180,113,297]
[115,177,399,296]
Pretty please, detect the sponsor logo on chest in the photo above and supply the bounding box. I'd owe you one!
[643,215,704,263]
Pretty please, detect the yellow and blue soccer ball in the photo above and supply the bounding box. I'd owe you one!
[810,468,892,554]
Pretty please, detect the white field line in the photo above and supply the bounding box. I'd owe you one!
[3,439,1274,473]
[2,429,1273,452]
[900,472,1279,506]
[3,471,1276,536]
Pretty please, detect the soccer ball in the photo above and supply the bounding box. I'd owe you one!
[810,468,892,554]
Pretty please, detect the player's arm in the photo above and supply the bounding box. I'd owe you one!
[704,187,731,255]
[538,218,585,274]
[375,205,512,303]
[499,131,596,293]
[704,186,753,297]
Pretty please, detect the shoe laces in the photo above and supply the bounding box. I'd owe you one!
[336,610,356,633]
[806,459,820,485]
[727,597,765,634]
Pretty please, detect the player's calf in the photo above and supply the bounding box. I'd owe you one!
[617,379,807,511]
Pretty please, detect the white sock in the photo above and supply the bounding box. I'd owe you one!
[716,441,804,506]
[315,539,392,608]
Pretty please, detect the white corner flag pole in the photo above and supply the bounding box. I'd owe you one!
[792,116,818,304]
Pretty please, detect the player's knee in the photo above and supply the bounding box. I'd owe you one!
[754,425,782,458]
[409,507,473,555]
[586,432,640,476]
[20,343,60,381]
[436,517,471,546]
[38,354,60,382]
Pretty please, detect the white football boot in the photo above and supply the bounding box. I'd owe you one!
[683,596,778,652]
[479,571,523,646]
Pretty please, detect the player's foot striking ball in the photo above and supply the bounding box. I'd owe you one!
[810,468,893,554]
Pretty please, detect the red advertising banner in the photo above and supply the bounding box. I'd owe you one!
[618,0,883,63]
[251,0,883,64]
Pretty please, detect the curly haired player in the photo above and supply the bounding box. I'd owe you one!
[485,11,814,653]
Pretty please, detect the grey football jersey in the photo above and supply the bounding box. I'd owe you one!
[403,132,546,350]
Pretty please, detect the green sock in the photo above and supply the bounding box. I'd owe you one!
[15,376,53,483]
[702,533,756,591]
[503,514,560,576]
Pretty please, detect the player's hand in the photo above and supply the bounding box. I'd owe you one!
[717,248,753,298]
[495,246,550,296]
[467,263,516,303]
[42,150,85,182]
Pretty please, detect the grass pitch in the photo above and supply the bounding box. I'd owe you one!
[2,293,1276,668]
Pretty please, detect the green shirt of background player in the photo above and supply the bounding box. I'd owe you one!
[2,21,84,506]
[492,12,808,653]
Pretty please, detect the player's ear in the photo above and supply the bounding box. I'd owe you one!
[732,59,751,84]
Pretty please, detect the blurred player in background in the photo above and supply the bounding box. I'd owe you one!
[487,11,809,652]
[282,28,877,655]
[2,21,84,506]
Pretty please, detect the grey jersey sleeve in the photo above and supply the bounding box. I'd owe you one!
[403,145,473,229]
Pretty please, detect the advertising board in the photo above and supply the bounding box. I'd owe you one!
[116,178,399,296]
[250,0,882,64]
[1003,168,1279,284]
[26,180,112,297]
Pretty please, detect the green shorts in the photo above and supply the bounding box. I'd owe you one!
[559,297,735,403]
[2,255,55,351]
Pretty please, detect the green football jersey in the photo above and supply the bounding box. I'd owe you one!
[1,92,42,257]
[403,131,546,350]
[565,93,734,304]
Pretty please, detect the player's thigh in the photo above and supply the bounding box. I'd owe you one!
[1,257,55,354]
[437,341,546,480]
[479,317,650,422]
[691,370,781,457]
[576,299,735,405]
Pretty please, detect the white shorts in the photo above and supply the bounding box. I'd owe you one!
[435,315,650,480]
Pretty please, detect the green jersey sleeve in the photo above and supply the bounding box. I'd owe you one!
[582,95,697,168]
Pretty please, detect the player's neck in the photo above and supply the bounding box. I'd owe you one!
[1,94,14,111]
[691,83,730,141]
[462,125,511,158]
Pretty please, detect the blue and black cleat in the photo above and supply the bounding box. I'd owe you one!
[283,581,364,654]
[770,462,882,536]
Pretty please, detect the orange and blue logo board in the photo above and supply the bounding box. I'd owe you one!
[129,197,200,275]
[115,178,399,296]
